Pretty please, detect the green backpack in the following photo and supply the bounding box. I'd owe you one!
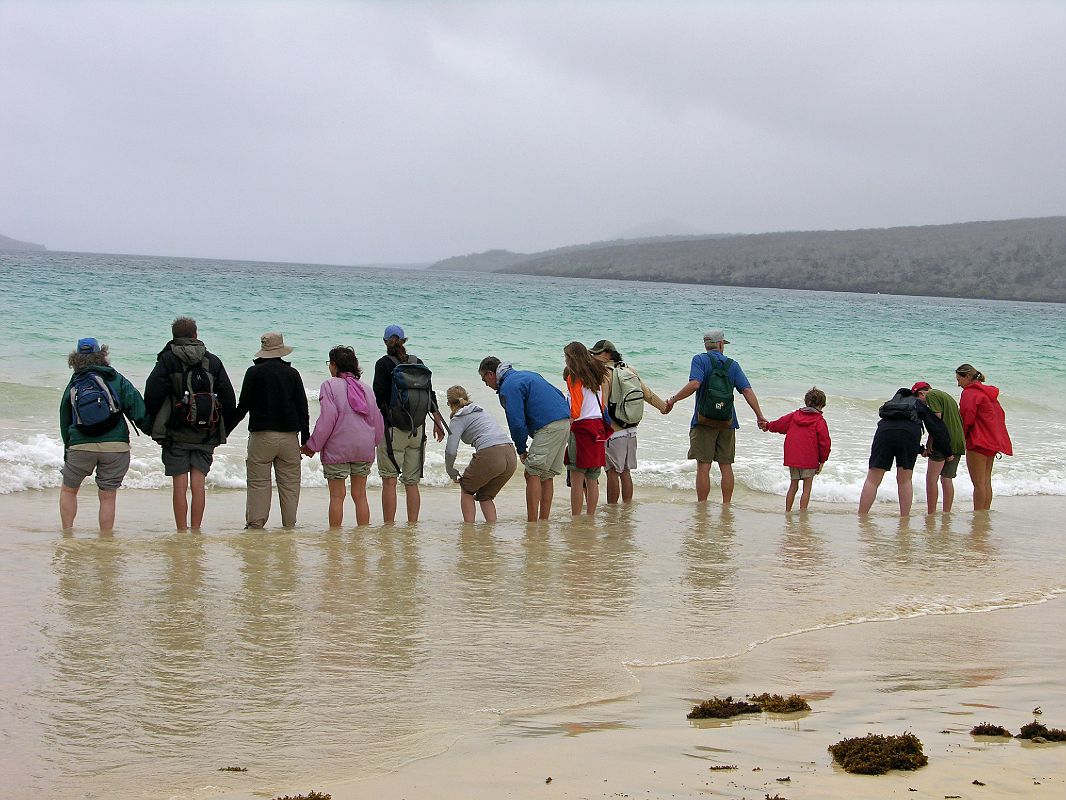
[696,354,735,428]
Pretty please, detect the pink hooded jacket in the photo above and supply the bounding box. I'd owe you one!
[305,376,385,464]
[959,382,1012,456]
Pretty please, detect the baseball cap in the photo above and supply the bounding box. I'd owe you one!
[383,324,405,341]
[589,339,615,355]
[77,337,101,353]
[703,329,730,344]
[911,381,932,393]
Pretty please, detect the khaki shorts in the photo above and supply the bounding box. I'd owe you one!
[377,426,426,485]
[62,449,131,491]
[524,418,569,479]
[323,461,372,481]
[687,425,736,464]
[605,429,637,472]
[929,451,961,479]
[789,466,818,480]
[460,443,517,500]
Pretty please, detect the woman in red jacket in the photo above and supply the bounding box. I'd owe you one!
[956,363,1012,511]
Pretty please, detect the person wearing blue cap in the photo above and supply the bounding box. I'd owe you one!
[59,337,149,531]
[372,325,447,522]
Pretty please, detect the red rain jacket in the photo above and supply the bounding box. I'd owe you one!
[766,408,832,469]
[959,382,1013,456]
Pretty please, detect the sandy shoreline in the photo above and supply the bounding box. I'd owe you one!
[3,487,1064,800]
[278,600,1066,800]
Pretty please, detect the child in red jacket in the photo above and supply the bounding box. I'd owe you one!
[762,387,831,511]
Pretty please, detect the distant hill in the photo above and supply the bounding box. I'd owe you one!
[0,233,46,252]
[428,233,736,273]
[482,216,1066,303]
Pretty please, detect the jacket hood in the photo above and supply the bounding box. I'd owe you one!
[496,361,513,385]
[965,382,1000,402]
[167,338,207,366]
[793,407,823,425]
[453,403,485,418]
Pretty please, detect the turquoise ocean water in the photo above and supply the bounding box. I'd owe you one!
[1,250,1063,504]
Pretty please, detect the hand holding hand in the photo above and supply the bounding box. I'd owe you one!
[663,398,674,415]
[520,452,528,464]
[757,416,769,431]
[300,445,314,458]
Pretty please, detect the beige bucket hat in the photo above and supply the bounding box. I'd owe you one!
[255,331,294,359]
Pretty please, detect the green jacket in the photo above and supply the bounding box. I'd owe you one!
[59,365,149,448]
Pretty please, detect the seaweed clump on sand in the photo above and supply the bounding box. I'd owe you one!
[271,792,331,800]
[748,693,811,713]
[688,696,762,719]
[970,723,1012,737]
[219,766,248,772]
[1017,722,1066,742]
[828,732,928,775]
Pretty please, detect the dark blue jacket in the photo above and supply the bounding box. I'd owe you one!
[496,368,570,454]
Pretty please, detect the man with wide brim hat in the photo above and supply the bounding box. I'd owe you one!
[231,331,309,528]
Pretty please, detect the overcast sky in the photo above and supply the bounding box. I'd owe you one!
[2,1,1064,264]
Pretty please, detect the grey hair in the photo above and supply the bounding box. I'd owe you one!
[68,345,110,371]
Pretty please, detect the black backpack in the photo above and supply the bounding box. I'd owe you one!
[878,389,919,422]
[387,355,433,436]
[170,358,222,433]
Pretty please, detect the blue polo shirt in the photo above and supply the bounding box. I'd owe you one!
[688,351,751,429]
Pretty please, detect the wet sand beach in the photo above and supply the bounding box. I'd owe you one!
[2,485,1064,799]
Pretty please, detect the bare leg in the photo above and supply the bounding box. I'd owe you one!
[189,469,207,529]
[967,451,993,510]
[719,462,735,504]
[858,468,887,514]
[941,476,955,513]
[351,475,370,526]
[60,485,79,530]
[98,489,117,531]
[584,475,599,515]
[479,498,498,522]
[570,470,584,515]
[606,469,621,504]
[695,461,712,502]
[327,478,347,528]
[896,469,914,517]
[925,459,945,514]
[539,477,553,519]
[799,477,814,510]
[983,457,995,510]
[381,476,398,523]
[460,491,477,522]
[172,473,190,530]
[524,472,540,522]
[785,478,799,512]
[404,483,420,522]
[620,469,634,503]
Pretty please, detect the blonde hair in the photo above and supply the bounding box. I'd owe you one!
[446,385,471,416]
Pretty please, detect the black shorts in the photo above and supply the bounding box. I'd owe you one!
[868,427,921,471]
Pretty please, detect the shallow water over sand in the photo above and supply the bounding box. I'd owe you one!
[2,487,1063,798]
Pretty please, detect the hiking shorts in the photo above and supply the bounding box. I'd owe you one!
[687,426,736,464]
[377,426,426,485]
[929,450,961,479]
[460,443,518,500]
[323,461,372,481]
[869,428,920,471]
[789,467,818,480]
[605,429,637,472]
[161,443,214,477]
[524,418,570,479]
[62,449,131,491]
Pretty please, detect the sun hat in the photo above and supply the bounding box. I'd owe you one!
[383,324,405,341]
[911,381,932,393]
[703,329,730,344]
[255,331,293,359]
[77,337,101,353]
[589,339,616,355]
